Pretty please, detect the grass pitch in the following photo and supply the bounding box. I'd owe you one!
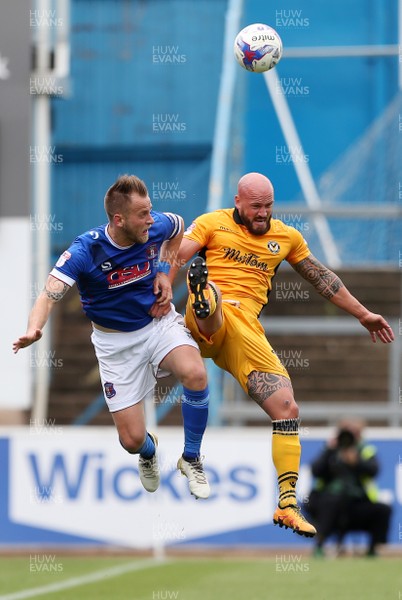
[0,554,400,600]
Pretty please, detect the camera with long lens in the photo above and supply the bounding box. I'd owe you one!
[336,428,357,449]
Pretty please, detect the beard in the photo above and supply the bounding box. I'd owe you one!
[240,213,271,236]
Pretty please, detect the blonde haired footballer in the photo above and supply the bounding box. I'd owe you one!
[14,175,212,501]
[170,172,394,537]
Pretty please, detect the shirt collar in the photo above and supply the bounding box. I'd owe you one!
[233,207,244,225]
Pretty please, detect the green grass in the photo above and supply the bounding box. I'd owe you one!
[0,555,401,600]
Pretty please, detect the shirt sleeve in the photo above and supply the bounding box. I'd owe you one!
[286,227,311,265]
[183,213,214,247]
[50,238,88,286]
[160,212,182,240]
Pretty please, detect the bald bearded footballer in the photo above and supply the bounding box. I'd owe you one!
[168,172,394,537]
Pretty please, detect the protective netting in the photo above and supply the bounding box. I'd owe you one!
[294,92,402,266]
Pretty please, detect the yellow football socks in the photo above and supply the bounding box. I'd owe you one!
[272,418,301,508]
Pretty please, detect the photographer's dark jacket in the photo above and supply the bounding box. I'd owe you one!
[311,443,380,502]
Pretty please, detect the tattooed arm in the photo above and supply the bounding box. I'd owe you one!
[291,254,394,344]
[13,275,70,353]
[291,254,344,301]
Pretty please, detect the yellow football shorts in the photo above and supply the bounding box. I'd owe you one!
[185,297,289,393]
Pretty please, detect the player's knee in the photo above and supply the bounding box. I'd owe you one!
[268,394,299,419]
[180,363,208,390]
[282,398,299,419]
[119,432,145,454]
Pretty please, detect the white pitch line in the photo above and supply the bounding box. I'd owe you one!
[0,557,171,600]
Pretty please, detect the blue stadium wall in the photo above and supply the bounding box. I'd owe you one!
[51,0,227,258]
[51,0,400,263]
[241,0,398,199]
[239,0,400,264]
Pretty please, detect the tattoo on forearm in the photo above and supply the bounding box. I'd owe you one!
[292,255,344,300]
[247,371,293,406]
[44,282,69,302]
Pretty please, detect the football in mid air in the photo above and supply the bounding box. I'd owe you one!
[234,23,283,73]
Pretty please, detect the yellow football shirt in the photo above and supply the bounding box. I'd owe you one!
[184,208,310,316]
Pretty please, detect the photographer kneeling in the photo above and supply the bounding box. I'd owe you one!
[305,419,392,557]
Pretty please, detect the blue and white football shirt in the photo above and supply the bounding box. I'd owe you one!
[51,211,181,331]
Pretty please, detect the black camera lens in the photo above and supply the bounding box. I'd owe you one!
[337,429,356,449]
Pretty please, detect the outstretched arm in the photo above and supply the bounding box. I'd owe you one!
[291,254,394,344]
[13,275,70,353]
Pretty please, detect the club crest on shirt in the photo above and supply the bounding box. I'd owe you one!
[267,241,280,254]
[104,382,116,399]
[146,244,158,259]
